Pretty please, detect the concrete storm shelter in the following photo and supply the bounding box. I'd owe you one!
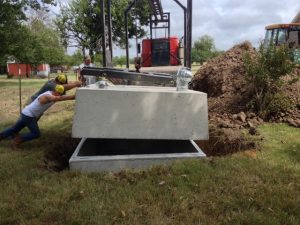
[69,84,208,172]
[68,0,207,172]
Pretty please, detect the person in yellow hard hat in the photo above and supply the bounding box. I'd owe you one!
[26,73,81,105]
[0,85,75,149]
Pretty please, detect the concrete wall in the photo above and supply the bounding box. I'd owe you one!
[72,85,208,140]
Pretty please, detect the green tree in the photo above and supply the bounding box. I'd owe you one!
[191,35,221,64]
[29,19,65,65]
[0,0,56,65]
[55,0,91,56]
[55,0,150,57]
[6,18,65,67]
[93,53,103,66]
[244,44,298,117]
[113,56,127,67]
[9,26,42,66]
[64,50,84,66]
[0,1,25,65]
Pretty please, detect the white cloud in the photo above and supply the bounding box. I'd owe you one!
[52,0,300,55]
[166,0,300,51]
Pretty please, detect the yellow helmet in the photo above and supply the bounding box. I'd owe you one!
[54,85,65,94]
[56,74,67,84]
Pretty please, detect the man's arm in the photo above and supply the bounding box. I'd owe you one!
[63,81,82,91]
[51,95,75,102]
[39,95,75,104]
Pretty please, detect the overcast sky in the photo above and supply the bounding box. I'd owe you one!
[54,0,300,56]
[165,0,299,50]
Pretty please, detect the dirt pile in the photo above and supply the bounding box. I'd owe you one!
[191,41,300,155]
[191,41,300,128]
[190,41,257,114]
[286,80,300,107]
[196,125,257,156]
[191,41,256,97]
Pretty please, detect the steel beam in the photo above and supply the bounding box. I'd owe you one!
[173,0,187,66]
[101,0,106,67]
[147,0,164,22]
[186,0,192,68]
[125,1,136,68]
[107,0,113,61]
[80,66,174,86]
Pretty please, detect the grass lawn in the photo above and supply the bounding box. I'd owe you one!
[0,74,299,225]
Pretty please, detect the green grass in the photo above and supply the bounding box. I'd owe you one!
[0,75,299,225]
[258,124,300,167]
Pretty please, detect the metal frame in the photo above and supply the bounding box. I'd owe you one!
[69,138,205,172]
[147,0,164,22]
[69,138,206,172]
[107,0,113,60]
[173,0,187,67]
[80,66,175,86]
[125,1,136,68]
[102,0,192,68]
[101,0,106,66]
[150,12,170,39]
[100,0,114,67]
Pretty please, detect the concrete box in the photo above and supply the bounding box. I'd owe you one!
[69,138,206,172]
[72,85,208,140]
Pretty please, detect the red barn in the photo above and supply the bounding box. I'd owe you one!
[7,63,50,78]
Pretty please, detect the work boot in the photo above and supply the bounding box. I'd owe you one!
[11,135,23,150]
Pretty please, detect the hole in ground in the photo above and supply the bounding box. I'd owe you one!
[196,126,257,156]
[43,137,80,172]
[43,126,257,171]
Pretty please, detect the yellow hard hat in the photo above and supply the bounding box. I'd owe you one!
[54,85,65,94]
[56,74,67,84]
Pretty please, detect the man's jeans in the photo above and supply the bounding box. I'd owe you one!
[0,113,40,142]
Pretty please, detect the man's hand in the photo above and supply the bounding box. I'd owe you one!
[78,81,83,87]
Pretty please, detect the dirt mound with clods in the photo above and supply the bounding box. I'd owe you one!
[283,71,300,108]
[191,41,300,126]
[196,124,258,156]
[191,41,300,156]
[190,41,257,114]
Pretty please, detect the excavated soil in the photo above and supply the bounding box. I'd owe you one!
[191,41,300,155]
[42,136,80,172]
[196,125,258,157]
[190,42,257,114]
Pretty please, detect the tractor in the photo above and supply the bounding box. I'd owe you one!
[263,23,300,62]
